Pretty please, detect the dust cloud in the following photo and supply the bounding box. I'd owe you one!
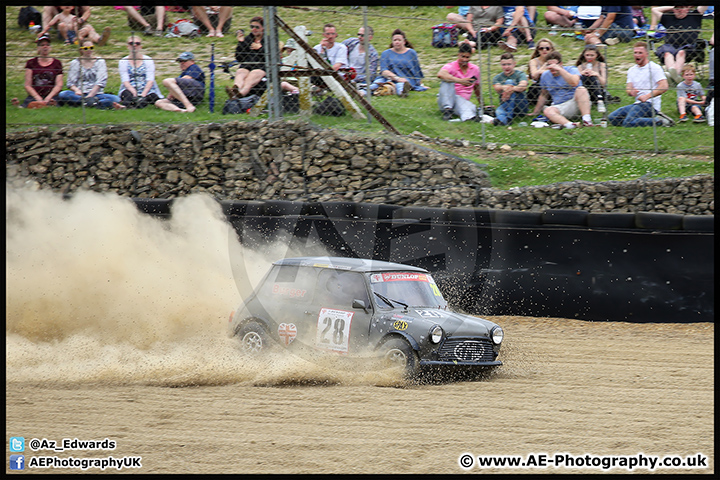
[6,186,401,387]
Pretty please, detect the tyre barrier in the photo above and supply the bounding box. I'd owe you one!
[132,199,714,323]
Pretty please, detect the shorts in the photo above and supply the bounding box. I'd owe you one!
[550,98,581,119]
[172,78,204,106]
[655,43,699,64]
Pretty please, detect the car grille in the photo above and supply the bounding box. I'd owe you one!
[437,338,495,362]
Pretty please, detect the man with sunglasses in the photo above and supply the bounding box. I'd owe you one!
[155,51,205,113]
[342,26,379,86]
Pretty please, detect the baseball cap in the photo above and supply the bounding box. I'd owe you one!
[283,38,298,50]
[36,34,51,44]
[176,51,194,62]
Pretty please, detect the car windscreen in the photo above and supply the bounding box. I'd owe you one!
[368,272,447,309]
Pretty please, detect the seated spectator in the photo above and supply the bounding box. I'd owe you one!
[437,42,481,122]
[654,6,709,84]
[15,34,63,108]
[120,5,166,37]
[228,16,266,99]
[676,65,706,122]
[192,6,232,38]
[544,6,579,29]
[583,6,635,46]
[341,26,379,86]
[41,6,89,37]
[526,37,556,108]
[608,42,673,127]
[117,35,164,108]
[464,6,504,49]
[498,6,535,51]
[279,38,300,94]
[369,29,428,97]
[446,6,471,33]
[528,50,594,129]
[311,23,348,92]
[574,45,620,106]
[314,23,348,72]
[155,51,205,113]
[37,5,78,45]
[58,40,119,109]
[491,53,529,125]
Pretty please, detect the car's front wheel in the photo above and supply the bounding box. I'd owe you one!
[379,337,419,379]
[237,321,272,355]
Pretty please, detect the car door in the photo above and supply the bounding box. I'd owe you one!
[310,269,373,355]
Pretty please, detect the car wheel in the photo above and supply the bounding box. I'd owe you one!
[379,337,419,379]
[237,321,271,355]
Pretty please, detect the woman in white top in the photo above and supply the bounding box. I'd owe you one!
[57,39,119,109]
[117,35,163,108]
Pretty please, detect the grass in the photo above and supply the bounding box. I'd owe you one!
[5,5,715,190]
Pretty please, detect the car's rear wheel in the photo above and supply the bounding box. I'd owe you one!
[237,321,271,355]
[379,337,419,379]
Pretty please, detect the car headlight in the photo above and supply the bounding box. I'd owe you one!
[491,326,504,345]
[430,325,443,344]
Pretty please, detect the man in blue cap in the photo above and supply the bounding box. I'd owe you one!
[155,51,205,112]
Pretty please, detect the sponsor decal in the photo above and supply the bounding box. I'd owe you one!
[272,283,307,298]
[370,272,429,283]
[392,320,408,331]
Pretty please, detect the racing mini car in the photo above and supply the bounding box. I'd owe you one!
[228,257,504,378]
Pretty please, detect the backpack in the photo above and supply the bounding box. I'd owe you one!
[221,94,260,115]
[431,23,459,48]
[18,6,41,29]
[312,97,346,116]
[281,93,300,114]
[165,19,200,38]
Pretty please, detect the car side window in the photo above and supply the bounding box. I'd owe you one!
[314,270,369,308]
[260,264,315,304]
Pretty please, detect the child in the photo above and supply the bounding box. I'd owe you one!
[491,52,528,125]
[677,65,706,122]
[37,5,77,45]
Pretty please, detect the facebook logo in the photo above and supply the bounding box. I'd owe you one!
[10,455,25,470]
[10,436,25,452]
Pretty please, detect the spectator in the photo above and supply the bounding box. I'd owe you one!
[41,6,89,35]
[120,5,166,37]
[369,29,428,97]
[574,45,619,106]
[57,40,119,109]
[446,6,471,33]
[706,36,714,107]
[608,41,674,127]
[155,51,205,113]
[676,65,706,122]
[341,26,380,85]
[583,6,635,46]
[654,6,708,84]
[491,52,529,125]
[15,34,63,108]
[437,42,481,122]
[544,6,579,29]
[528,50,594,129]
[228,16,266,100]
[37,5,78,45]
[465,6,504,49]
[117,35,164,108]
[192,6,232,38]
[526,37,556,109]
[498,6,535,51]
[314,23,348,72]
[279,38,300,94]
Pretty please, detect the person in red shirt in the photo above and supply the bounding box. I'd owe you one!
[14,34,63,108]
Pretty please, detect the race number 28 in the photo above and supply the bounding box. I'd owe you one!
[316,308,354,354]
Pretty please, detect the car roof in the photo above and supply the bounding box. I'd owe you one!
[273,256,428,273]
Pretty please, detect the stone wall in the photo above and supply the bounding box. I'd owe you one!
[4,120,714,215]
